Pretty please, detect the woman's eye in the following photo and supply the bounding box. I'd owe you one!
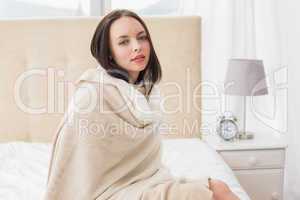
[138,35,148,41]
[119,40,129,45]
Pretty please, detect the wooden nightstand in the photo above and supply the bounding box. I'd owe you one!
[203,132,287,200]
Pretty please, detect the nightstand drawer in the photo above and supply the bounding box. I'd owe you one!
[219,149,285,170]
[235,169,283,200]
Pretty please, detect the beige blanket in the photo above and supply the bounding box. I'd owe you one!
[44,66,213,200]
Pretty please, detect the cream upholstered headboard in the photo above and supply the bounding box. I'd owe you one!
[0,16,201,142]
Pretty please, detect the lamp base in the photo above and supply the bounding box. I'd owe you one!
[237,131,254,140]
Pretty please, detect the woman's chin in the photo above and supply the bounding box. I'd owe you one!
[131,64,147,72]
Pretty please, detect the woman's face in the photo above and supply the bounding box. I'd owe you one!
[109,16,150,83]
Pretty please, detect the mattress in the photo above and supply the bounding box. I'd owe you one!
[0,138,250,200]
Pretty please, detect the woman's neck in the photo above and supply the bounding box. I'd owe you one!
[128,71,140,84]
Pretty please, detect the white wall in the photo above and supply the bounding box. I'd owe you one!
[0,1,88,18]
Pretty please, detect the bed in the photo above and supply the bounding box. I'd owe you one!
[0,139,249,199]
[0,16,250,199]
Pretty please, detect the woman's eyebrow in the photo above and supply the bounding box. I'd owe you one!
[137,31,146,36]
[118,35,128,39]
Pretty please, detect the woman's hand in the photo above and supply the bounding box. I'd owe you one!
[208,179,240,200]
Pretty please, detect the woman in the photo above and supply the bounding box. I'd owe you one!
[44,9,239,200]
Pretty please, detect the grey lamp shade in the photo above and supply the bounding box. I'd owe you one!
[225,58,268,96]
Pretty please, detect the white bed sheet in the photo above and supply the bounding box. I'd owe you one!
[0,138,250,200]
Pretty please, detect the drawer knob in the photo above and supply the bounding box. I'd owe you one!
[248,156,257,166]
[271,192,280,200]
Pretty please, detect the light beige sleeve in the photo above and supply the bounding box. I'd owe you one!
[140,177,213,200]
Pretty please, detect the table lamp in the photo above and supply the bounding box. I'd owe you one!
[224,58,268,139]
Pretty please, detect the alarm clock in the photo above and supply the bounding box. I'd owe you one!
[217,112,239,141]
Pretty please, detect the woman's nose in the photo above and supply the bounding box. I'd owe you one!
[132,40,141,52]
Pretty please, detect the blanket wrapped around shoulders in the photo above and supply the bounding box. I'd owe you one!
[44,66,213,200]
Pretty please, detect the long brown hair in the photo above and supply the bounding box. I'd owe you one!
[90,9,162,91]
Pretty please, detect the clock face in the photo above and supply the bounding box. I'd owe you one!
[219,120,238,140]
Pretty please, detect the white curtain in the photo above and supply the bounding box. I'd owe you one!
[278,0,300,199]
[177,0,293,199]
[177,0,287,136]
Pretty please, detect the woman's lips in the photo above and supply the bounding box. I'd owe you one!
[131,56,145,63]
